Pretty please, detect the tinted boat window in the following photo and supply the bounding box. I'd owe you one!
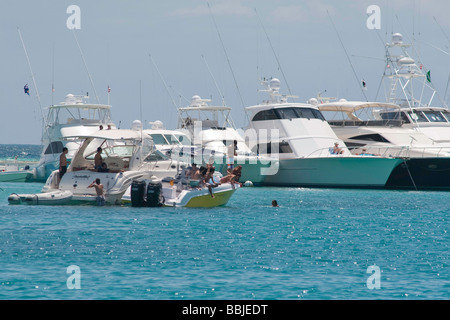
[423,111,447,122]
[408,111,428,122]
[44,141,64,155]
[276,108,298,120]
[252,109,279,121]
[254,142,293,154]
[441,110,450,122]
[349,134,390,143]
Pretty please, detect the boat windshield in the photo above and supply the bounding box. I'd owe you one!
[149,133,192,146]
[441,110,450,122]
[408,111,429,122]
[149,134,168,145]
[422,110,448,123]
[84,138,136,160]
[252,107,325,121]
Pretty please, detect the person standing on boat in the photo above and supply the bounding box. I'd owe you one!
[59,147,69,179]
[88,178,105,206]
[94,147,103,171]
[227,140,238,171]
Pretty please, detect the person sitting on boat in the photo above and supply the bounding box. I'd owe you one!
[204,166,220,198]
[358,148,377,156]
[94,147,103,171]
[88,178,105,206]
[188,163,201,180]
[231,165,242,183]
[59,147,69,179]
[331,142,344,155]
[98,162,109,172]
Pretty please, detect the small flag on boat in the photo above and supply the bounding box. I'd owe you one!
[426,71,431,83]
[108,85,111,93]
[24,84,30,95]
[362,80,367,89]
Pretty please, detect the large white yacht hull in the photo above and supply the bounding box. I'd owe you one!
[263,157,403,188]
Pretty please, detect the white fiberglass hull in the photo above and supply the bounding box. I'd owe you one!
[263,156,403,188]
[0,170,33,182]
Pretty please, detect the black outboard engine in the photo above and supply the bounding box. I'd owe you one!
[147,180,163,207]
[131,180,147,207]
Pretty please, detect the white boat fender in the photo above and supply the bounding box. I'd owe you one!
[8,193,22,205]
[244,180,254,187]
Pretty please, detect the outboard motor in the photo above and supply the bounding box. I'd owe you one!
[146,179,163,207]
[131,180,147,207]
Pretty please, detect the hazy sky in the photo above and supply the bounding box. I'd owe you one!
[1,0,449,144]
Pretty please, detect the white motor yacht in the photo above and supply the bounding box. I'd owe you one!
[32,94,115,181]
[8,129,160,205]
[177,96,278,185]
[376,33,450,142]
[318,100,450,190]
[244,78,402,188]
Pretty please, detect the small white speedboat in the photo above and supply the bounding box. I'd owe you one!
[0,170,33,182]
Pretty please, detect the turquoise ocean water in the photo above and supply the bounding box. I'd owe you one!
[0,146,448,300]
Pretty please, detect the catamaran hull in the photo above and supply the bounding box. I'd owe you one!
[386,158,450,190]
[262,157,402,188]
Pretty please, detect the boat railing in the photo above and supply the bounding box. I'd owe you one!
[327,120,404,127]
[304,145,450,159]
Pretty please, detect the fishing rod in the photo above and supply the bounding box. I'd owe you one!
[254,8,292,96]
[201,54,226,107]
[327,10,369,102]
[207,2,246,109]
[72,29,100,104]
[17,27,54,153]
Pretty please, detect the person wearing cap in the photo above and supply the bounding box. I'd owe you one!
[332,142,344,155]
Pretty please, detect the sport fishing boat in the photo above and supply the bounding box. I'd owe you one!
[177,95,277,185]
[8,129,164,205]
[244,78,402,188]
[32,94,115,182]
[376,33,450,143]
[318,100,450,190]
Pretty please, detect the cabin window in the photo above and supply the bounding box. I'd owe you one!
[423,111,447,122]
[348,134,390,143]
[253,107,325,121]
[311,109,326,121]
[408,111,428,122]
[381,111,410,123]
[441,110,450,122]
[149,134,168,145]
[254,141,293,154]
[252,109,279,121]
[44,141,64,155]
[277,108,298,120]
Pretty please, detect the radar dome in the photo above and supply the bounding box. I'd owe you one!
[65,94,76,105]
[131,120,142,131]
[191,95,202,107]
[269,78,281,91]
[308,98,318,106]
[392,33,403,45]
[151,120,164,130]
